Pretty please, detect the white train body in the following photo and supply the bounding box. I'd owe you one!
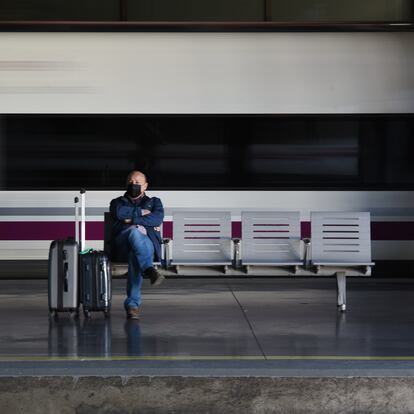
[0,32,413,262]
[0,32,413,114]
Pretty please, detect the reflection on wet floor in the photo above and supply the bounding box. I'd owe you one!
[125,320,142,357]
[45,312,350,359]
[48,317,113,358]
[1,278,414,360]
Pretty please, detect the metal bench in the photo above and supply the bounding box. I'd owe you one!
[310,211,374,311]
[104,209,374,311]
[241,211,302,274]
[170,211,232,274]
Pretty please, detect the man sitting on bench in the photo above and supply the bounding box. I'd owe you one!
[109,170,164,320]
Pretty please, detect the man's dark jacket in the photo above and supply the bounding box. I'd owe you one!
[109,194,164,262]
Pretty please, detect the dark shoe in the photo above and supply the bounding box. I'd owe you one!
[126,307,140,320]
[143,267,165,286]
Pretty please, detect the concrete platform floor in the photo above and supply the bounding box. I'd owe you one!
[1,277,414,377]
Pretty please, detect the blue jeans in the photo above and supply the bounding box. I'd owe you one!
[114,227,154,310]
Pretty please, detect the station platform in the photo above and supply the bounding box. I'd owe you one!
[2,277,414,413]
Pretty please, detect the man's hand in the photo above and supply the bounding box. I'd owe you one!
[154,226,160,232]
[124,219,132,224]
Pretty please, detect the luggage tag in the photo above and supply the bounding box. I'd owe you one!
[80,248,94,255]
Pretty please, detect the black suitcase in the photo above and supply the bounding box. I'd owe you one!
[80,250,112,318]
[48,238,79,318]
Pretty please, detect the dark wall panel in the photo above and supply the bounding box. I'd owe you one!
[0,0,120,21]
[269,0,411,21]
[126,0,265,21]
[1,0,412,22]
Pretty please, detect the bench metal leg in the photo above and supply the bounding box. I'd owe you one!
[162,242,171,269]
[336,272,346,312]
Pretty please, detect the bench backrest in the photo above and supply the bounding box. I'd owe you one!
[311,211,372,264]
[172,211,232,264]
[241,211,301,264]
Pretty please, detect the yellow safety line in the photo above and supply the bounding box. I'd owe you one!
[1,355,414,362]
[0,356,263,362]
[267,356,414,361]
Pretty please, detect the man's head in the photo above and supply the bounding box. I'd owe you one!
[126,170,148,199]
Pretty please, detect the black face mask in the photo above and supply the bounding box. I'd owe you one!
[126,183,141,198]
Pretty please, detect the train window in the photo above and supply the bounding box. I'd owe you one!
[0,0,120,21]
[383,120,414,184]
[247,119,359,185]
[248,142,357,176]
[126,0,265,22]
[1,115,413,190]
[269,0,412,22]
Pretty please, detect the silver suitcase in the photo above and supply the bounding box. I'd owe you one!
[48,195,81,317]
[48,239,79,317]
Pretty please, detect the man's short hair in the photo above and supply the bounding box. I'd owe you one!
[126,170,147,185]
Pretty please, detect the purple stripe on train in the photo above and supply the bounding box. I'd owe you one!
[0,222,103,241]
[0,221,412,241]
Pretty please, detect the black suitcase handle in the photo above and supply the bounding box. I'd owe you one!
[63,261,69,292]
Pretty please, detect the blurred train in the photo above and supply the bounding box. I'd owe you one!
[0,30,413,270]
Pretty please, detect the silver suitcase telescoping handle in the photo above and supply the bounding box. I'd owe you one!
[74,196,80,245]
[80,188,86,251]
